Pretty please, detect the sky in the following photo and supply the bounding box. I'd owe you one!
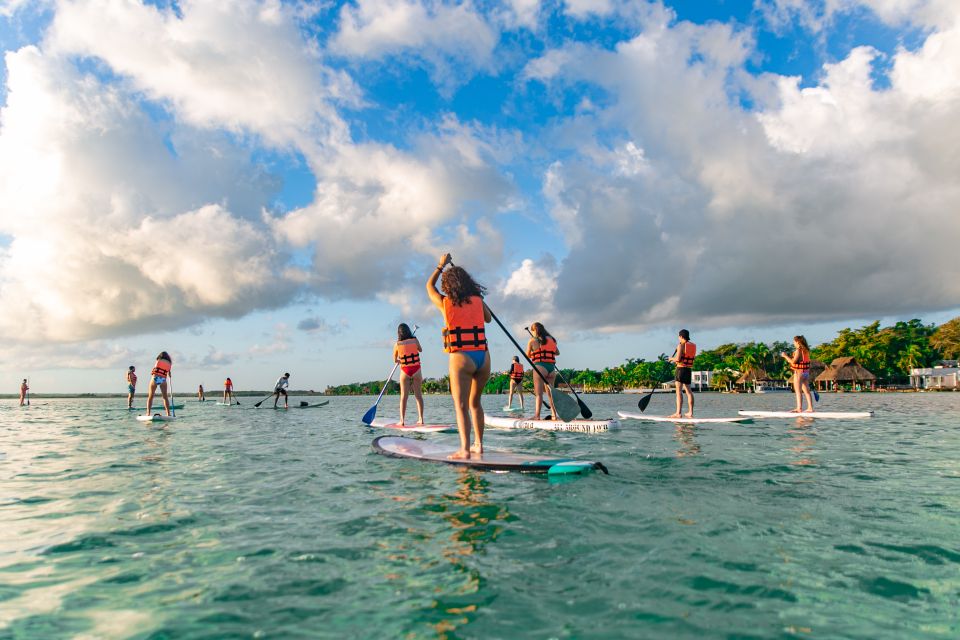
[0,0,958,393]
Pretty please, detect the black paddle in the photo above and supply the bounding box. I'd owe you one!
[524,327,593,420]
[638,370,673,412]
[253,390,276,408]
[484,305,580,422]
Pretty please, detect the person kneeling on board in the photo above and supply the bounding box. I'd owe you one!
[394,323,425,426]
[145,352,173,417]
[427,252,491,459]
[668,330,695,418]
[273,373,290,409]
[527,323,559,420]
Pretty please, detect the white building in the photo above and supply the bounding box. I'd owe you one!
[692,371,713,391]
[910,364,960,390]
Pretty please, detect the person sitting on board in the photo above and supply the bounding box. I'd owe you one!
[781,335,815,413]
[668,330,696,418]
[393,323,425,426]
[427,252,491,459]
[507,356,525,410]
[145,352,173,417]
[527,323,559,420]
[19,379,28,406]
[126,366,137,409]
[273,372,290,409]
[198,384,205,402]
[223,378,235,405]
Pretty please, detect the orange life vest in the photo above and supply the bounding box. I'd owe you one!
[791,350,810,371]
[531,336,558,364]
[225,379,233,388]
[152,358,172,378]
[396,339,421,366]
[510,362,524,381]
[677,342,696,368]
[442,296,487,353]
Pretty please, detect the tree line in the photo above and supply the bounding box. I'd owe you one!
[323,316,960,395]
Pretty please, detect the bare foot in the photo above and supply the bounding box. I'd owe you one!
[470,443,483,456]
[803,408,814,413]
[448,449,470,460]
[684,413,693,418]
[416,419,424,425]
[668,413,682,418]
[790,408,802,413]
[399,421,406,426]
[533,415,541,420]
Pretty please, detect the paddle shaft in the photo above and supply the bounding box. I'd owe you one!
[524,327,592,419]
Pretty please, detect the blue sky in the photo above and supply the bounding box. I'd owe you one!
[0,0,958,393]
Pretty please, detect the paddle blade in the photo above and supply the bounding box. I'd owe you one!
[637,392,654,412]
[552,390,580,422]
[361,404,377,425]
[577,398,593,419]
[813,389,820,403]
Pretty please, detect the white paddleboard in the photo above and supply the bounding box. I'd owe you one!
[738,410,874,419]
[618,411,751,424]
[368,419,456,434]
[372,436,608,474]
[485,415,620,433]
[502,405,524,413]
[136,414,177,423]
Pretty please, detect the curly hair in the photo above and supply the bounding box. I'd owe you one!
[440,266,486,306]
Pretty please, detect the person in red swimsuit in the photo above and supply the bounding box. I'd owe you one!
[393,323,424,426]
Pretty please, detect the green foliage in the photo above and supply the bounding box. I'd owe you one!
[931,317,960,359]
[812,319,939,381]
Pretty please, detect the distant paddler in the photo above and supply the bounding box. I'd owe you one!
[393,323,424,426]
[668,329,696,418]
[144,352,173,417]
[198,384,206,402]
[223,378,235,405]
[781,335,814,413]
[126,366,137,409]
[272,372,291,409]
[427,252,491,459]
[527,323,559,420]
[506,356,525,410]
[19,379,29,406]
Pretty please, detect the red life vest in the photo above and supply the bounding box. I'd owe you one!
[152,358,172,378]
[677,342,696,368]
[225,378,233,388]
[129,372,137,385]
[531,336,558,364]
[442,296,487,353]
[510,362,524,381]
[791,350,810,371]
[396,339,421,366]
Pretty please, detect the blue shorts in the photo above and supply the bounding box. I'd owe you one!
[128,385,136,393]
[153,376,167,385]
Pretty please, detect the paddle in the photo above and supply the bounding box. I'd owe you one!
[169,373,176,417]
[361,325,419,425]
[25,378,30,406]
[524,327,593,419]
[253,390,276,408]
[484,306,580,422]
[638,368,673,412]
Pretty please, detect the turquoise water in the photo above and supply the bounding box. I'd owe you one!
[1,393,958,639]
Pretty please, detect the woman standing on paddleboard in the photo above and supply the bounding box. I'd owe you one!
[506,356,525,410]
[782,335,815,413]
[145,352,173,417]
[527,323,559,420]
[394,323,425,426]
[427,253,491,459]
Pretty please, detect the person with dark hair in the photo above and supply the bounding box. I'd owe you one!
[506,356,525,410]
[273,373,290,409]
[19,379,29,406]
[782,335,814,413]
[668,330,696,418]
[222,378,235,405]
[145,351,173,417]
[427,252,491,459]
[527,322,559,420]
[126,366,137,409]
[393,323,424,425]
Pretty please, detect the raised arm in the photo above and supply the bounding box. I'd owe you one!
[426,252,452,311]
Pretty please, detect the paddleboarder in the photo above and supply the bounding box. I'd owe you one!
[506,356,525,410]
[144,351,173,417]
[393,323,424,426]
[272,372,290,409]
[781,335,815,413]
[668,329,696,418]
[223,378,235,405]
[19,379,28,406]
[198,384,206,402]
[427,253,491,459]
[527,323,559,420]
[126,366,137,409]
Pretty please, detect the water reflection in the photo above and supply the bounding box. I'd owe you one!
[674,425,701,457]
[787,421,817,466]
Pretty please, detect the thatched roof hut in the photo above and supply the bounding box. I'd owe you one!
[736,366,770,385]
[809,359,828,380]
[815,357,876,384]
